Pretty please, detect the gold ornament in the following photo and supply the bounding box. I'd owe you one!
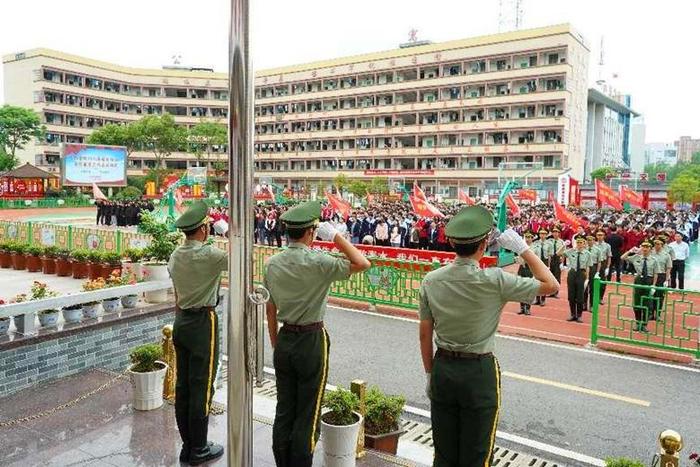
[659,430,683,455]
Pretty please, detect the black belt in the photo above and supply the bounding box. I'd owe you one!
[436,348,493,360]
[180,306,215,313]
[282,321,324,333]
[672,259,685,263]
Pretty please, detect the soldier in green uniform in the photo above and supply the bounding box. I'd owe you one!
[562,236,591,322]
[516,232,535,315]
[650,237,672,320]
[169,200,228,466]
[418,206,558,466]
[264,201,370,467]
[584,234,601,311]
[621,240,661,332]
[532,228,553,306]
[548,227,566,298]
[595,230,612,304]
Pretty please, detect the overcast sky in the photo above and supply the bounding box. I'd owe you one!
[0,0,696,143]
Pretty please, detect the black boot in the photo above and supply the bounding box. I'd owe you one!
[524,304,531,316]
[518,304,525,315]
[273,447,289,467]
[188,417,224,466]
[175,408,190,463]
[289,454,313,467]
[539,296,545,306]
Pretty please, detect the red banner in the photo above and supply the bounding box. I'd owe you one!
[326,192,352,218]
[553,200,585,231]
[569,177,581,206]
[595,179,623,210]
[413,183,428,201]
[505,194,521,216]
[364,169,434,176]
[409,194,444,218]
[619,185,645,209]
[517,189,537,201]
[458,189,475,205]
[0,177,45,199]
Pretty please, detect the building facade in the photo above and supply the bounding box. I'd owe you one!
[584,88,638,181]
[3,24,590,198]
[628,117,646,174]
[674,136,700,163]
[644,142,677,166]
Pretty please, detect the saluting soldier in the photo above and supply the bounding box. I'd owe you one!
[595,230,612,304]
[584,234,601,311]
[419,206,558,466]
[563,236,592,322]
[548,227,566,298]
[621,240,661,332]
[531,228,553,306]
[264,201,370,467]
[169,200,228,465]
[516,231,535,315]
[650,237,672,320]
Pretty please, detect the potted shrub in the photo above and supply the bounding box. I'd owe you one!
[0,299,9,334]
[30,281,60,328]
[363,387,406,454]
[81,277,106,318]
[109,269,142,308]
[62,303,83,324]
[55,248,72,276]
[25,246,44,272]
[127,342,167,411]
[41,246,59,274]
[87,250,105,280]
[0,242,13,268]
[122,248,145,279]
[10,293,31,334]
[321,387,362,467]
[11,243,28,270]
[101,251,123,278]
[70,249,90,279]
[139,212,179,303]
[604,458,645,467]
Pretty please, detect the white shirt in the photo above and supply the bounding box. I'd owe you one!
[668,241,690,261]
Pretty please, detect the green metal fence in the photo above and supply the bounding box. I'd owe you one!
[0,198,93,209]
[591,278,700,359]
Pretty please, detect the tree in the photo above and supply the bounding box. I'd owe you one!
[86,123,141,156]
[668,174,699,204]
[347,180,369,198]
[189,120,227,166]
[369,177,389,194]
[0,105,45,170]
[590,166,616,181]
[334,174,349,193]
[132,114,188,187]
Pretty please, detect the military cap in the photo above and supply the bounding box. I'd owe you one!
[280,200,322,229]
[653,237,664,244]
[552,226,561,233]
[523,231,534,238]
[586,234,595,240]
[445,205,493,244]
[174,200,209,231]
[574,235,586,243]
[640,240,652,247]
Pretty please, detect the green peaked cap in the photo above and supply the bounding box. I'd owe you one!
[280,200,322,229]
[174,200,209,231]
[445,205,493,244]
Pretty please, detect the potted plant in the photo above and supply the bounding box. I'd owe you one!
[101,251,123,278]
[70,249,90,279]
[11,243,28,270]
[139,212,179,303]
[101,269,125,313]
[55,248,72,276]
[604,458,645,467]
[0,299,9,334]
[320,387,362,467]
[127,342,167,411]
[30,281,60,328]
[25,246,44,272]
[109,269,142,308]
[122,248,145,279]
[41,246,59,274]
[62,303,83,324]
[10,293,31,334]
[81,277,106,318]
[0,242,13,268]
[87,250,104,280]
[363,387,406,454]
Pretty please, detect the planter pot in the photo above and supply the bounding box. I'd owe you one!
[13,313,35,334]
[320,412,363,467]
[88,262,103,280]
[121,295,138,308]
[128,362,168,411]
[102,263,121,279]
[143,263,170,303]
[41,257,57,274]
[11,253,26,270]
[56,258,72,277]
[82,303,100,319]
[26,255,42,272]
[102,297,120,313]
[38,309,60,328]
[364,428,404,455]
[0,251,12,268]
[62,307,82,324]
[123,261,143,280]
[0,318,9,334]
[71,261,88,279]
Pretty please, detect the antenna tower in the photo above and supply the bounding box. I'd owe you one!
[498,0,524,32]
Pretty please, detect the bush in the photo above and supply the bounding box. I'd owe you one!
[129,343,164,373]
[56,248,71,259]
[87,250,104,263]
[115,186,142,200]
[102,252,122,265]
[43,246,59,257]
[139,211,180,263]
[364,387,405,435]
[127,176,146,193]
[26,246,44,256]
[123,248,144,262]
[70,249,90,262]
[322,387,359,426]
[605,458,646,467]
[12,243,27,255]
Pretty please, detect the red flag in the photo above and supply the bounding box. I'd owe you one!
[619,185,644,209]
[547,191,554,204]
[458,189,475,205]
[326,192,352,218]
[554,200,584,231]
[409,194,444,218]
[92,182,108,201]
[505,194,520,216]
[517,189,537,202]
[413,183,428,201]
[595,179,623,210]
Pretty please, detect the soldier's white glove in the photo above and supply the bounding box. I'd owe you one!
[316,222,339,242]
[497,229,529,255]
[213,219,229,235]
[594,272,600,279]
[564,240,571,246]
[425,372,432,399]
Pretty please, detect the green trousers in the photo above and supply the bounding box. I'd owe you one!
[173,308,220,429]
[430,353,501,467]
[272,327,330,463]
[632,276,653,324]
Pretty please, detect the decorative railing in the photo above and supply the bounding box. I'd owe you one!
[0,198,94,209]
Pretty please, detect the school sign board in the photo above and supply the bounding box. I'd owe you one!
[61,144,127,187]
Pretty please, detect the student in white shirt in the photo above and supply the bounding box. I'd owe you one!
[668,233,689,289]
